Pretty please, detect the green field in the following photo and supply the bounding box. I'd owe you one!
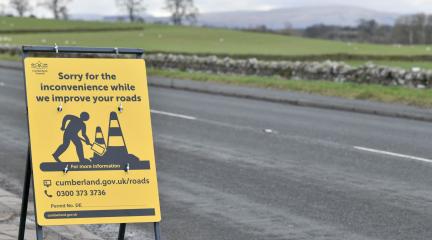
[5,28,432,56]
[1,16,432,58]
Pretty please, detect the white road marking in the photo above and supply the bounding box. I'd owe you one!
[151,109,197,120]
[354,146,432,164]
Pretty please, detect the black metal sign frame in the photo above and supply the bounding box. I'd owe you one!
[18,45,161,240]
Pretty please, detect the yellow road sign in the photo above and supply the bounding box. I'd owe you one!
[24,57,161,226]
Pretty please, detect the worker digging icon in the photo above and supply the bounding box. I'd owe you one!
[53,112,92,163]
[51,111,141,165]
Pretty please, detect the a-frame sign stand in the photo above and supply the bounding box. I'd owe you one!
[18,45,161,240]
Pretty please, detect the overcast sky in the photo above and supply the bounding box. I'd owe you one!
[1,0,432,17]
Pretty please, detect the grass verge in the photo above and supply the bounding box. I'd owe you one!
[149,68,432,108]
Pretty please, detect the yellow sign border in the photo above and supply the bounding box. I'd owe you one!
[23,57,161,226]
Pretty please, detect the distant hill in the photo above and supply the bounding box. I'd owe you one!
[70,5,401,29]
[196,5,401,29]
[70,13,159,22]
[70,14,106,21]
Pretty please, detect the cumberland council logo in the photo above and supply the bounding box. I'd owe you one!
[31,61,48,75]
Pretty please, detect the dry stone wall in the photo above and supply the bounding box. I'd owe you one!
[145,53,432,88]
[1,45,431,88]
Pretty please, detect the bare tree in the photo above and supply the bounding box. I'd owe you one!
[40,0,72,19]
[426,15,432,43]
[10,0,32,17]
[59,5,68,19]
[393,16,413,44]
[165,0,198,25]
[413,13,427,44]
[393,14,430,44]
[358,19,378,41]
[116,0,145,22]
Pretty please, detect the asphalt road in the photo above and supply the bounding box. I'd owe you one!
[2,67,432,239]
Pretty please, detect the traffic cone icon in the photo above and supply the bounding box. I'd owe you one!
[92,126,106,161]
[105,112,129,161]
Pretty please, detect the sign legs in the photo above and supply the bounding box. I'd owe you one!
[154,222,161,240]
[18,147,44,240]
[118,222,161,240]
[118,223,126,240]
[18,147,31,240]
[36,224,43,240]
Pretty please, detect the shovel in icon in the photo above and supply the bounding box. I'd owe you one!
[79,137,106,156]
